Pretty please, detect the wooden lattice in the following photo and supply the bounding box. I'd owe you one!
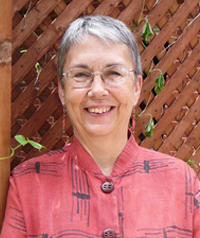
[11,0,200,176]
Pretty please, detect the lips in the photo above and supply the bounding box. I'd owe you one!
[87,107,112,114]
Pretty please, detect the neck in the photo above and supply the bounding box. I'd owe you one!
[74,129,128,176]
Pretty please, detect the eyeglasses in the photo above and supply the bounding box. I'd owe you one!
[62,65,134,88]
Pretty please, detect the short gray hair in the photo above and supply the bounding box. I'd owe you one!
[57,15,142,80]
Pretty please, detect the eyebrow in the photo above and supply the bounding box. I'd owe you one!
[106,63,124,67]
[72,64,89,68]
[72,63,124,68]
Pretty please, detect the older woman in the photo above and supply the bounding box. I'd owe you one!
[1,15,200,238]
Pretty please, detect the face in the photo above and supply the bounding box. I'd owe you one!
[59,35,142,139]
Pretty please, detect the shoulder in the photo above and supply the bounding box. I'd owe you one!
[139,146,187,166]
[137,146,197,180]
[11,143,73,179]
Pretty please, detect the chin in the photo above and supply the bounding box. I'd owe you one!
[85,125,114,137]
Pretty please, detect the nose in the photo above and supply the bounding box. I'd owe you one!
[87,73,109,98]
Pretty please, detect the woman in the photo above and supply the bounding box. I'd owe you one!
[1,15,200,238]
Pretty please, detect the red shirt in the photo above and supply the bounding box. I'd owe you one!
[1,133,200,237]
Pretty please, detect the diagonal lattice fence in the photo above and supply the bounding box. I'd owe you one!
[11,0,200,177]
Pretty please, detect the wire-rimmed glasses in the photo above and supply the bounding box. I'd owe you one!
[62,64,134,88]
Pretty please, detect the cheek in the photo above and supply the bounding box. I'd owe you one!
[119,82,136,106]
[64,88,85,111]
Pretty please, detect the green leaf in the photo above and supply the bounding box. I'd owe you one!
[14,135,28,146]
[35,62,41,74]
[145,118,154,138]
[154,73,164,94]
[27,140,46,151]
[187,160,195,166]
[141,21,153,44]
[20,49,27,53]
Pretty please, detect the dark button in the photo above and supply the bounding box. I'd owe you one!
[101,182,114,193]
[102,228,115,238]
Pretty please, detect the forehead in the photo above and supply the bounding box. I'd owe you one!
[64,35,133,69]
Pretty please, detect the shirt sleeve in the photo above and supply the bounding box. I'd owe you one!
[193,175,200,238]
[0,176,27,238]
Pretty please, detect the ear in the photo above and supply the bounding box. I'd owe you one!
[58,79,65,106]
[134,74,143,105]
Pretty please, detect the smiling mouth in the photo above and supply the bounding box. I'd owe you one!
[87,107,112,114]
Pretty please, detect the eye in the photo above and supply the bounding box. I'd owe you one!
[109,71,121,76]
[71,70,91,82]
[74,72,90,78]
[105,69,122,78]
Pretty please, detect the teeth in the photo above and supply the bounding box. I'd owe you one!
[88,107,111,114]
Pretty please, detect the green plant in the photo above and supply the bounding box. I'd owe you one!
[186,144,200,167]
[20,49,42,75]
[35,62,42,74]
[145,117,155,138]
[0,135,45,161]
[141,19,154,44]
[135,69,164,138]
[154,73,164,94]
[148,69,165,94]
[136,113,155,138]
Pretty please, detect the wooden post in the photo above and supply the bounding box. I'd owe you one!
[0,0,12,231]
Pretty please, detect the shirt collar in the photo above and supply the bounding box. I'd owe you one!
[70,130,140,177]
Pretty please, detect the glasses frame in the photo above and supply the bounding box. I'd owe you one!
[62,64,135,88]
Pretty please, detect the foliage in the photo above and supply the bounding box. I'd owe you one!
[154,73,165,94]
[187,160,195,166]
[0,135,46,161]
[138,69,164,138]
[14,135,45,151]
[20,50,41,75]
[145,118,155,138]
[141,20,154,44]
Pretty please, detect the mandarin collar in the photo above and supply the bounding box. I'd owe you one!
[69,130,140,177]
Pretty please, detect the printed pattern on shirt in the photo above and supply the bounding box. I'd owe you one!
[8,206,26,233]
[12,161,66,178]
[137,225,192,237]
[4,147,200,238]
[26,230,103,238]
[71,157,91,227]
[185,163,196,219]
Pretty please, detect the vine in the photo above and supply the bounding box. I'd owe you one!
[133,0,163,138]
[134,2,199,169]
[187,144,200,167]
[137,67,165,138]
[140,18,154,45]
[0,135,45,161]
[148,68,165,94]
[20,49,42,91]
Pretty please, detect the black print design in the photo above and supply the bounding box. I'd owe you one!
[12,161,66,178]
[8,206,26,233]
[194,189,200,209]
[137,225,192,237]
[71,157,91,227]
[7,151,199,237]
[47,148,66,157]
[185,164,195,219]
[27,229,103,237]
[115,158,178,178]
[26,230,121,238]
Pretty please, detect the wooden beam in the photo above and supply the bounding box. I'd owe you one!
[0,0,12,231]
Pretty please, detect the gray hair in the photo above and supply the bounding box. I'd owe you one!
[57,15,142,80]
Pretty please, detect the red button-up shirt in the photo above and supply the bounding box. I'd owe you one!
[1,133,200,237]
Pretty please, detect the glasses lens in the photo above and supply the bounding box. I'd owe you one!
[64,65,131,88]
[103,65,129,85]
[67,68,92,87]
